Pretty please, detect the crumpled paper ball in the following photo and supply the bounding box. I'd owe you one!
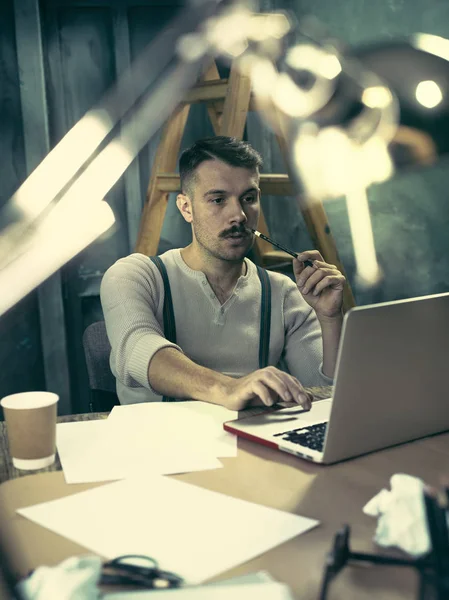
[17,555,102,600]
[363,473,430,557]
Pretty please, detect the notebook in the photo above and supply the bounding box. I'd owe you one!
[224,291,449,464]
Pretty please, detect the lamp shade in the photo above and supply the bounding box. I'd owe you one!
[354,36,449,167]
[282,32,449,186]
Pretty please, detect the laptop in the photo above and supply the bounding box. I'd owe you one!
[224,291,449,464]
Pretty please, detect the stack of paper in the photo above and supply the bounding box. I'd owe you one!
[56,402,238,483]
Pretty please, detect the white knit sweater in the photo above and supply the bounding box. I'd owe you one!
[100,249,333,404]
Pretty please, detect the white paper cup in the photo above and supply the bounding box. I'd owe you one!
[1,392,59,470]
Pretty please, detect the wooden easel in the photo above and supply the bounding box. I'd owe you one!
[134,60,356,311]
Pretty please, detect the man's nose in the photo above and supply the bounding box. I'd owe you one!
[227,198,247,223]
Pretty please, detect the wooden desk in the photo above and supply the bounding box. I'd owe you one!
[0,388,331,483]
[1,392,448,599]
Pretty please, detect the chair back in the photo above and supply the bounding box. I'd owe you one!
[82,321,119,412]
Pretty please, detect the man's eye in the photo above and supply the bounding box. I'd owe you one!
[211,198,224,204]
[243,196,257,203]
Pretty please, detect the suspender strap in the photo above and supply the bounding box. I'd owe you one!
[150,256,177,402]
[150,256,177,344]
[256,266,272,369]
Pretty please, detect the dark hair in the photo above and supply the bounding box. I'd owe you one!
[179,136,263,197]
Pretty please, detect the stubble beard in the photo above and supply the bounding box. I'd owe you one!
[194,225,254,263]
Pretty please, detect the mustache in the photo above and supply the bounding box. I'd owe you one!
[220,226,251,238]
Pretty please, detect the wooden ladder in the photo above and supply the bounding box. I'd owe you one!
[134,60,356,311]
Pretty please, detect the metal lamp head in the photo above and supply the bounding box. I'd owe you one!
[355,35,449,164]
[279,33,449,200]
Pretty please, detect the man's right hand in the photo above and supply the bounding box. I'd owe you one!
[216,366,313,412]
[148,348,312,411]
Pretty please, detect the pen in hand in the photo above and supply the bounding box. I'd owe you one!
[250,229,314,268]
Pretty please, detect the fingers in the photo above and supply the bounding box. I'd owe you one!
[251,381,278,407]
[252,368,293,404]
[250,368,311,409]
[281,390,312,410]
[279,373,311,408]
[312,274,346,296]
[293,251,325,281]
[300,268,336,295]
[229,368,313,410]
[295,259,345,296]
[295,263,318,288]
[302,390,313,411]
[312,260,336,269]
[297,250,324,264]
[293,257,319,279]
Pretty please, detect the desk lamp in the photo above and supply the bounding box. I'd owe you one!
[0,0,228,317]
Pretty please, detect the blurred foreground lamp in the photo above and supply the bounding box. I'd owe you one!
[249,24,449,287]
[0,0,227,318]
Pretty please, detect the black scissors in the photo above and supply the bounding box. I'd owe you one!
[100,554,183,590]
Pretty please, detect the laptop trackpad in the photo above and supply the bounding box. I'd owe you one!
[237,398,333,436]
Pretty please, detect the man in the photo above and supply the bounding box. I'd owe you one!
[101,136,345,410]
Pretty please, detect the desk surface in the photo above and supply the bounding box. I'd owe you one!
[1,389,448,599]
[0,387,332,484]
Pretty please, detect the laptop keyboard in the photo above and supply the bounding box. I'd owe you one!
[273,422,328,452]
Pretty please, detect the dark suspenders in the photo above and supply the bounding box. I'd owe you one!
[150,257,272,401]
[256,265,272,371]
[149,256,177,402]
[149,256,177,344]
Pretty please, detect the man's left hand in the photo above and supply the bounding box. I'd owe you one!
[293,251,345,319]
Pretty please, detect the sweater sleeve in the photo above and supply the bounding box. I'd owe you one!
[281,277,334,387]
[100,254,182,389]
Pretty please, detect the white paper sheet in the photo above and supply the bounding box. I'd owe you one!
[179,401,238,457]
[104,570,284,599]
[18,475,319,584]
[107,402,237,458]
[56,421,222,484]
[104,581,294,599]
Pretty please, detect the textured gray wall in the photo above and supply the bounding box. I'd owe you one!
[0,0,45,409]
[295,0,449,45]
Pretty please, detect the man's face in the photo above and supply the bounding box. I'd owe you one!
[177,159,260,263]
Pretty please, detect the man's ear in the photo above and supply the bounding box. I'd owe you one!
[176,193,193,223]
